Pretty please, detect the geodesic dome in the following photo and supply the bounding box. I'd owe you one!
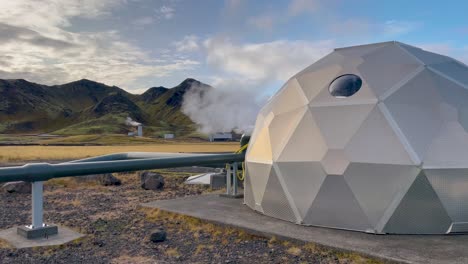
[244,41,468,234]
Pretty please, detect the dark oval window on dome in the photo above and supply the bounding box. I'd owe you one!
[328,74,362,98]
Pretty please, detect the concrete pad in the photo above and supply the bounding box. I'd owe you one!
[0,225,84,248]
[142,194,468,264]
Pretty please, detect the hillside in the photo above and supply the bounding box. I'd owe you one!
[0,78,211,137]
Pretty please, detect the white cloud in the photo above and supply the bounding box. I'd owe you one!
[288,0,320,16]
[158,5,175,20]
[173,35,200,52]
[0,0,196,91]
[203,38,334,82]
[247,14,275,31]
[132,16,155,26]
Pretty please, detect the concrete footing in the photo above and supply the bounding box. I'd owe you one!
[17,224,58,239]
[0,226,83,248]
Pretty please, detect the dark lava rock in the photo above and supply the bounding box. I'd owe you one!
[97,174,121,186]
[150,229,167,242]
[139,171,164,190]
[1,181,31,193]
[76,173,121,186]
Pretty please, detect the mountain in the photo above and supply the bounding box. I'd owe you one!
[0,78,211,136]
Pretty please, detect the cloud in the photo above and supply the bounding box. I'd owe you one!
[173,35,200,52]
[0,0,197,91]
[247,14,275,31]
[0,23,77,50]
[132,16,155,26]
[203,38,335,82]
[158,5,175,20]
[288,0,320,16]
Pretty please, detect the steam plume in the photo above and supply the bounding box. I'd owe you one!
[182,80,266,135]
[125,117,142,126]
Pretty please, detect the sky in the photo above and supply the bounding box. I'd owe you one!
[0,0,467,95]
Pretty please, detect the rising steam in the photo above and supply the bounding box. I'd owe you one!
[181,80,267,135]
[125,117,142,126]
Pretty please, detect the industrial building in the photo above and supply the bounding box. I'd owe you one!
[125,117,143,137]
[164,133,175,139]
[209,132,233,142]
[244,41,468,234]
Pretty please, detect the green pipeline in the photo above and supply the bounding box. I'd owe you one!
[0,153,245,183]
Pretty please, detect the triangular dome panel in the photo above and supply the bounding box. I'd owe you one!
[275,161,327,220]
[423,122,468,168]
[261,167,297,223]
[334,42,390,58]
[295,64,343,101]
[383,69,444,161]
[430,61,468,89]
[320,149,350,175]
[344,106,414,165]
[383,172,451,234]
[243,172,256,209]
[245,162,272,205]
[344,163,420,227]
[296,52,344,76]
[398,43,453,65]
[270,78,308,115]
[303,175,372,231]
[269,107,306,160]
[277,109,327,162]
[310,103,375,149]
[246,121,273,163]
[425,168,468,222]
[358,44,422,98]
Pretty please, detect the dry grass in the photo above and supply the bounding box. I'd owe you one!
[194,244,214,255]
[143,209,258,242]
[0,142,239,162]
[143,209,383,264]
[111,255,155,264]
[165,248,181,258]
[287,246,302,256]
[334,252,383,264]
[0,239,11,248]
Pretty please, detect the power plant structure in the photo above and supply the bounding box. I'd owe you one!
[125,117,143,137]
[244,41,468,234]
[2,41,468,237]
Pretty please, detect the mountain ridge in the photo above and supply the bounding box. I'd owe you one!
[0,78,210,136]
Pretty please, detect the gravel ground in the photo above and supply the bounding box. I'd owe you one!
[0,168,383,264]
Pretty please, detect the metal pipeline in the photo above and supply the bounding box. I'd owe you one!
[66,152,214,163]
[0,152,245,183]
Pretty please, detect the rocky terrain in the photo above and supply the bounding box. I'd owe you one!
[0,168,382,264]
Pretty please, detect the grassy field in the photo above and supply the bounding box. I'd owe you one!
[0,142,239,162]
